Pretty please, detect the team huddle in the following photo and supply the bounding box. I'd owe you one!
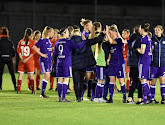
[1,18,165,105]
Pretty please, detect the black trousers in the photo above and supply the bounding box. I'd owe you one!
[72,68,86,100]
[128,67,142,99]
[0,59,17,89]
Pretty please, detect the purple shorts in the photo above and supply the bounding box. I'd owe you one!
[150,66,165,79]
[40,61,52,74]
[108,63,125,78]
[86,66,95,72]
[95,66,106,80]
[56,66,72,78]
[138,63,150,79]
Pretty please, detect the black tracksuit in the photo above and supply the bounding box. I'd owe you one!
[0,36,17,90]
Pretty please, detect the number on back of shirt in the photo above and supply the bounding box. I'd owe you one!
[20,46,30,56]
[58,44,63,55]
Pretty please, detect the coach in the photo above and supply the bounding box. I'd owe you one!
[0,26,17,90]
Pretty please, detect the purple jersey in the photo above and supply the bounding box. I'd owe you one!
[54,38,86,68]
[35,38,52,62]
[139,35,152,65]
[110,38,124,64]
[81,30,89,39]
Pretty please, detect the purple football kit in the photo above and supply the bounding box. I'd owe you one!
[108,38,125,78]
[108,38,126,101]
[54,38,86,100]
[35,38,52,96]
[35,38,52,74]
[138,35,152,79]
[138,35,152,103]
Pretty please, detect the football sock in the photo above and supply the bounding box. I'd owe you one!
[17,80,22,92]
[121,83,126,99]
[30,79,35,92]
[62,82,68,99]
[57,82,62,98]
[160,84,165,100]
[50,76,54,89]
[36,75,40,88]
[109,82,114,100]
[41,79,48,95]
[150,84,156,99]
[142,83,148,102]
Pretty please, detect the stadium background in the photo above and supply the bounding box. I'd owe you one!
[0,0,164,71]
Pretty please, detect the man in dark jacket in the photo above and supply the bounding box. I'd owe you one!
[0,27,17,90]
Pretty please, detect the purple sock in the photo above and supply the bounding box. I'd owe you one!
[142,83,148,102]
[41,79,47,95]
[121,83,126,99]
[57,82,62,98]
[99,84,104,98]
[150,84,156,99]
[160,84,165,100]
[109,83,114,100]
[62,83,68,99]
[95,83,103,98]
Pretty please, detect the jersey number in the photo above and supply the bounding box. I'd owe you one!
[58,45,63,55]
[20,46,30,56]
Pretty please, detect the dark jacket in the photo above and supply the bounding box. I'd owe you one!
[71,32,105,70]
[127,33,141,67]
[151,34,165,67]
[0,36,15,61]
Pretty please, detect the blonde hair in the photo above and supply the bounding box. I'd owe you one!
[148,32,152,38]
[155,25,164,33]
[72,29,81,36]
[123,29,130,36]
[80,18,92,27]
[42,26,53,39]
[109,24,118,32]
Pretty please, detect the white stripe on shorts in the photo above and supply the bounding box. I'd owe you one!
[122,63,125,78]
[69,67,72,77]
[100,67,103,80]
[41,62,46,73]
[139,64,143,79]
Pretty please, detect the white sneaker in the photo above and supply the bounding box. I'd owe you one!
[99,98,107,103]
[83,98,89,101]
[93,98,100,102]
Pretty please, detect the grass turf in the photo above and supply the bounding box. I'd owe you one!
[0,73,164,125]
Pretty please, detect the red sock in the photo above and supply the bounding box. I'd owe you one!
[36,75,40,88]
[17,80,22,92]
[50,76,54,89]
[126,80,130,91]
[30,79,35,92]
[27,76,30,88]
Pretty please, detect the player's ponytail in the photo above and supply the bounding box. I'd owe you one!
[93,22,102,53]
[141,23,150,32]
[42,26,53,39]
[24,28,33,45]
[0,26,9,35]
[80,18,92,27]
[93,22,101,31]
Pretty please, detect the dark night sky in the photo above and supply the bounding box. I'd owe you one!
[2,0,162,7]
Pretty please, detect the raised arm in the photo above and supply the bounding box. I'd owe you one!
[86,32,105,46]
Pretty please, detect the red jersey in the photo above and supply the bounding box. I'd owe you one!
[17,38,35,62]
[123,37,129,59]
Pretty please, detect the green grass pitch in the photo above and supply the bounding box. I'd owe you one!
[0,73,164,125]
